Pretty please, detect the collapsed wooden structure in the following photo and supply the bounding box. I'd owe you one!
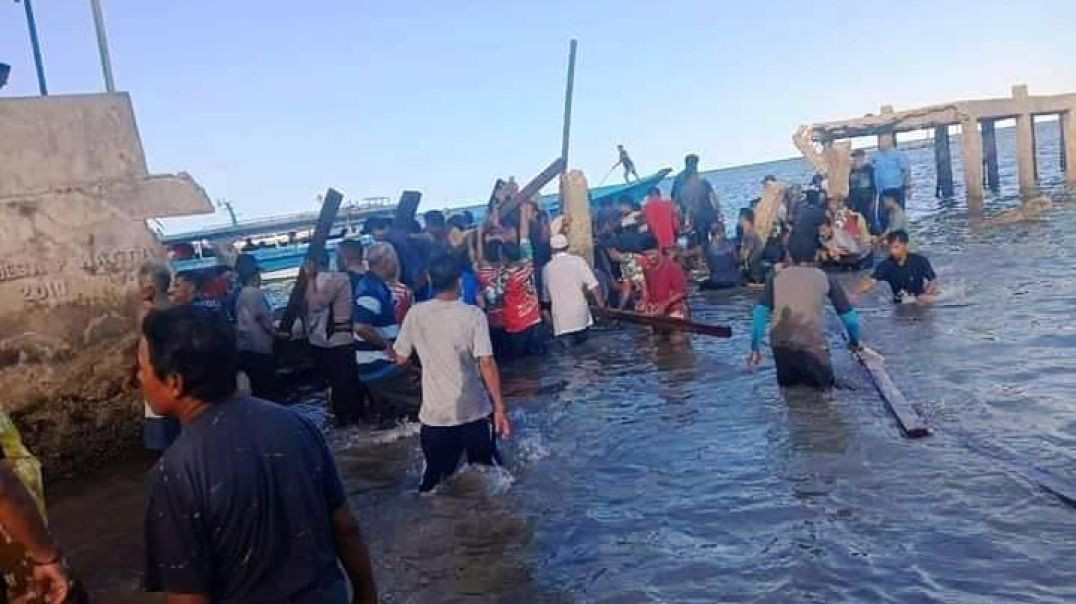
[794,85,1076,213]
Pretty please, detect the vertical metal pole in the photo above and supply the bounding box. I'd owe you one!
[89,0,116,92]
[21,0,48,95]
[560,39,578,168]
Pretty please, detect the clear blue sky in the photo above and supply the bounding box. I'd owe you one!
[3,0,1074,232]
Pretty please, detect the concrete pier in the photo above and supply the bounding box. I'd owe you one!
[798,84,1076,211]
[0,93,212,474]
[560,169,593,265]
[933,126,954,198]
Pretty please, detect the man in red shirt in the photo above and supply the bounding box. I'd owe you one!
[642,187,678,251]
[501,210,545,358]
[640,235,689,319]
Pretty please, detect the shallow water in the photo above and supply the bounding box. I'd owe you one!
[49,123,1076,603]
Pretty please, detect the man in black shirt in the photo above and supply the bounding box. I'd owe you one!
[858,230,939,303]
[848,149,879,233]
[138,306,377,603]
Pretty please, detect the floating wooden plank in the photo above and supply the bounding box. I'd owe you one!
[596,307,731,338]
[853,347,930,438]
[278,188,344,334]
[392,190,422,230]
[499,156,567,217]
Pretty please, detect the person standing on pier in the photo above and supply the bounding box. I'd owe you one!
[613,144,640,183]
[748,238,863,389]
[871,134,911,218]
[139,306,378,603]
[392,254,512,493]
[849,149,879,233]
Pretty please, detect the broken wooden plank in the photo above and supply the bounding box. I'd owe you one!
[393,190,423,230]
[278,187,344,334]
[498,156,567,217]
[596,307,732,338]
[854,347,930,438]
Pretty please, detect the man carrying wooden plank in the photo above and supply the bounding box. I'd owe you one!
[748,237,864,388]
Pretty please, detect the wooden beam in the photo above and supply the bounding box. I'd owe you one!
[823,141,851,200]
[278,188,344,334]
[499,156,567,217]
[960,118,984,215]
[392,190,422,230]
[596,307,732,338]
[981,119,1000,192]
[854,348,930,438]
[560,39,578,169]
[933,125,954,198]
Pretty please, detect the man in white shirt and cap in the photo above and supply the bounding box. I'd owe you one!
[541,234,604,345]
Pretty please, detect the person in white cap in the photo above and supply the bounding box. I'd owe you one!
[541,234,604,345]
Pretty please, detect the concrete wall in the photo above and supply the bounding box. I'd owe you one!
[0,93,211,476]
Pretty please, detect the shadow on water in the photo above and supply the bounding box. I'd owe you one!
[46,122,1076,602]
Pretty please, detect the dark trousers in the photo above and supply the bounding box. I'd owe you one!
[699,279,739,290]
[878,187,905,232]
[311,343,366,425]
[773,346,835,389]
[505,323,547,359]
[238,350,280,402]
[419,418,497,492]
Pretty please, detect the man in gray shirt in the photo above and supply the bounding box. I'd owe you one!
[393,253,512,492]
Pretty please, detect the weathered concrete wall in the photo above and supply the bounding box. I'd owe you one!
[0,93,211,476]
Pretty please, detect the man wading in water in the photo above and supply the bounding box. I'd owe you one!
[748,238,863,388]
[392,254,512,493]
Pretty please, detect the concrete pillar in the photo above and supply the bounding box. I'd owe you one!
[980,119,1000,192]
[1012,84,1037,196]
[1062,109,1076,185]
[560,169,593,266]
[960,117,984,215]
[933,125,954,198]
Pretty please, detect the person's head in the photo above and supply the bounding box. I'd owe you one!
[234,253,261,287]
[447,214,469,232]
[762,175,777,186]
[886,230,910,259]
[852,148,867,167]
[684,154,700,171]
[483,238,505,264]
[170,270,207,305]
[337,239,364,272]
[640,233,661,259]
[647,186,661,200]
[879,132,896,151]
[788,236,819,265]
[738,208,756,232]
[617,144,625,151]
[139,305,238,416]
[137,260,171,301]
[710,221,726,240]
[424,210,447,238]
[819,217,834,239]
[365,241,399,281]
[550,234,569,253]
[882,193,900,211]
[428,252,462,296]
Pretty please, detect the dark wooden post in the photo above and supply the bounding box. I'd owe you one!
[1060,112,1068,172]
[278,188,344,334]
[981,119,1000,192]
[560,39,578,168]
[933,125,954,198]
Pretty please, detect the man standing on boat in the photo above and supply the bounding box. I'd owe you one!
[613,145,640,183]
[748,238,863,389]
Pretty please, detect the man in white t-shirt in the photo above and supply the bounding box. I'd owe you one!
[541,234,603,345]
[393,253,512,493]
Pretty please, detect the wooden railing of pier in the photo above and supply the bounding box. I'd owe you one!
[795,85,1076,213]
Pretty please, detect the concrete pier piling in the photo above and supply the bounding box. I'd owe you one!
[798,84,1076,212]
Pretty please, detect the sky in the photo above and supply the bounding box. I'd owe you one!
[2,0,1075,232]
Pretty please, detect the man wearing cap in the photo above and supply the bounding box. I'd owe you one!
[748,237,864,389]
[541,234,604,345]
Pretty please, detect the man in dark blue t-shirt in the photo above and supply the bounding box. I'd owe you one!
[138,306,377,603]
[859,230,939,304]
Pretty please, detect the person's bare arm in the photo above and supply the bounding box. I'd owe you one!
[0,464,69,603]
[478,356,511,437]
[332,505,378,604]
[857,276,877,295]
[354,324,388,351]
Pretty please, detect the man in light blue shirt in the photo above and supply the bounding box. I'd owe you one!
[871,133,911,209]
